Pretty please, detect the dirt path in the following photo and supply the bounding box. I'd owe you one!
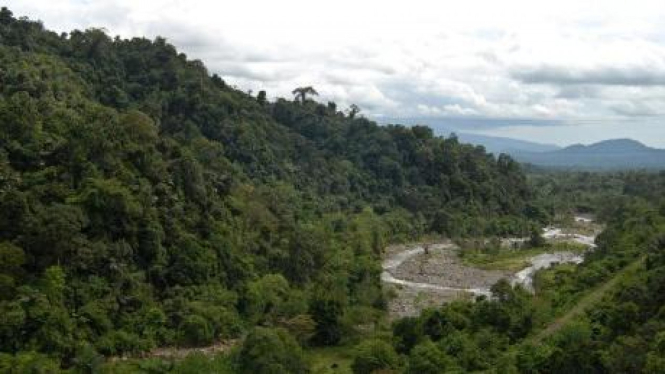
[108,339,239,362]
[529,256,645,343]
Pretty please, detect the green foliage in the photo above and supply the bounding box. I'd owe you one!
[309,297,344,346]
[238,327,309,374]
[0,7,539,370]
[3,7,665,373]
[0,241,25,297]
[73,344,104,374]
[350,339,400,374]
[0,352,60,374]
[406,340,456,374]
[179,315,213,347]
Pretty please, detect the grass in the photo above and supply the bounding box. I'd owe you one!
[460,242,588,272]
[308,346,354,374]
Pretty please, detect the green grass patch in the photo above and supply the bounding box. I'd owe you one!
[308,346,354,374]
[460,242,588,272]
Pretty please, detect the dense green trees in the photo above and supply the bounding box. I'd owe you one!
[351,339,400,374]
[10,6,664,373]
[0,7,538,370]
[238,327,309,374]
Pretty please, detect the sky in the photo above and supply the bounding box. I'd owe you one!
[7,0,665,147]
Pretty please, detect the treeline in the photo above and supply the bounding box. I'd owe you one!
[528,169,665,222]
[0,8,536,371]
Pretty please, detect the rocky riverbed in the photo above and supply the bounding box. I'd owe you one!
[383,217,601,318]
[383,243,505,317]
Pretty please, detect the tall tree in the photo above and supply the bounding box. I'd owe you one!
[348,104,361,119]
[291,86,318,103]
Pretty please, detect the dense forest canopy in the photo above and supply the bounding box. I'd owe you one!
[4,7,664,374]
[0,8,541,371]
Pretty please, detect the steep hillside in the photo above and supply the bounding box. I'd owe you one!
[0,8,537,369]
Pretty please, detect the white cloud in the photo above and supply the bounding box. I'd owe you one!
[7,0,665,146]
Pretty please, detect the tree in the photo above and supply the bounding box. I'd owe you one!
[22,204,86,270]
[393,316,423,354]
[245,274,292,324]
[516,343,552,373]
[292,86,318,103]
[238,327,309,374]
[0,352,60,373]
[73,344,104,374]
[179,315,213,346]
[546,322,600,373]
[327,101,337,113]
[0,242,24,297]
[257,90,267,105]
[527,228,546,248]
[309,297,343,345]
[407,340,456,374]
[348,104,361,119]
[351,339,400,374]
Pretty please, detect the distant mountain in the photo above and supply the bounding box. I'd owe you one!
[456,133,561,154]
[378,119,562,154]
[510,139,665,170]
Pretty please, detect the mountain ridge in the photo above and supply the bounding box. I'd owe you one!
[560,138,653,153]
[511,138,665,170]
[456,132,562,154]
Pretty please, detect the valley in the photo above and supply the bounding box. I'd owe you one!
[2,6,665,373]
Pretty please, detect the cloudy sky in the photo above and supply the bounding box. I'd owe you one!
[8,0,665,146]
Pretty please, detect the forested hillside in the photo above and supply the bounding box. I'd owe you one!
[0,8,537,371]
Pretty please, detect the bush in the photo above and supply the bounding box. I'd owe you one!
[0,352,60,373]
[97,330,148,356]
[73,344,104,374]
[407,340,456,374]
[238,327,309,374]
[351,339,400,374]
[179,314,214,346]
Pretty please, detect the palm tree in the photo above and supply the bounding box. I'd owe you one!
[292,86,318,103]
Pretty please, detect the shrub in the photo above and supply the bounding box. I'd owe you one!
[179,315,213,346]
[238,327,309,374]
[351,339,400,374]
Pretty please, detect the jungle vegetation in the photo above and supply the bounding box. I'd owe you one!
[2,8,665,373]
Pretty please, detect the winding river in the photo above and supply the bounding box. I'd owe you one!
[382,217,599,304]
[381,244,493,298]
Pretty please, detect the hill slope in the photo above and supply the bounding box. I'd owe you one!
[0,7,537,368]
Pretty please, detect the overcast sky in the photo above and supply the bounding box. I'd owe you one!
[8,0,665,147]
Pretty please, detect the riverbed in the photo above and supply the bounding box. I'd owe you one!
[382,217,600,318]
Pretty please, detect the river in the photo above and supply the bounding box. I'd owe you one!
[382,217,599,315]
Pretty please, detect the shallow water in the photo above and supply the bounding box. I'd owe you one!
[510,220,597,291]
[382,216,598,298]
[381,244,492,297]
[511,252,584,291]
